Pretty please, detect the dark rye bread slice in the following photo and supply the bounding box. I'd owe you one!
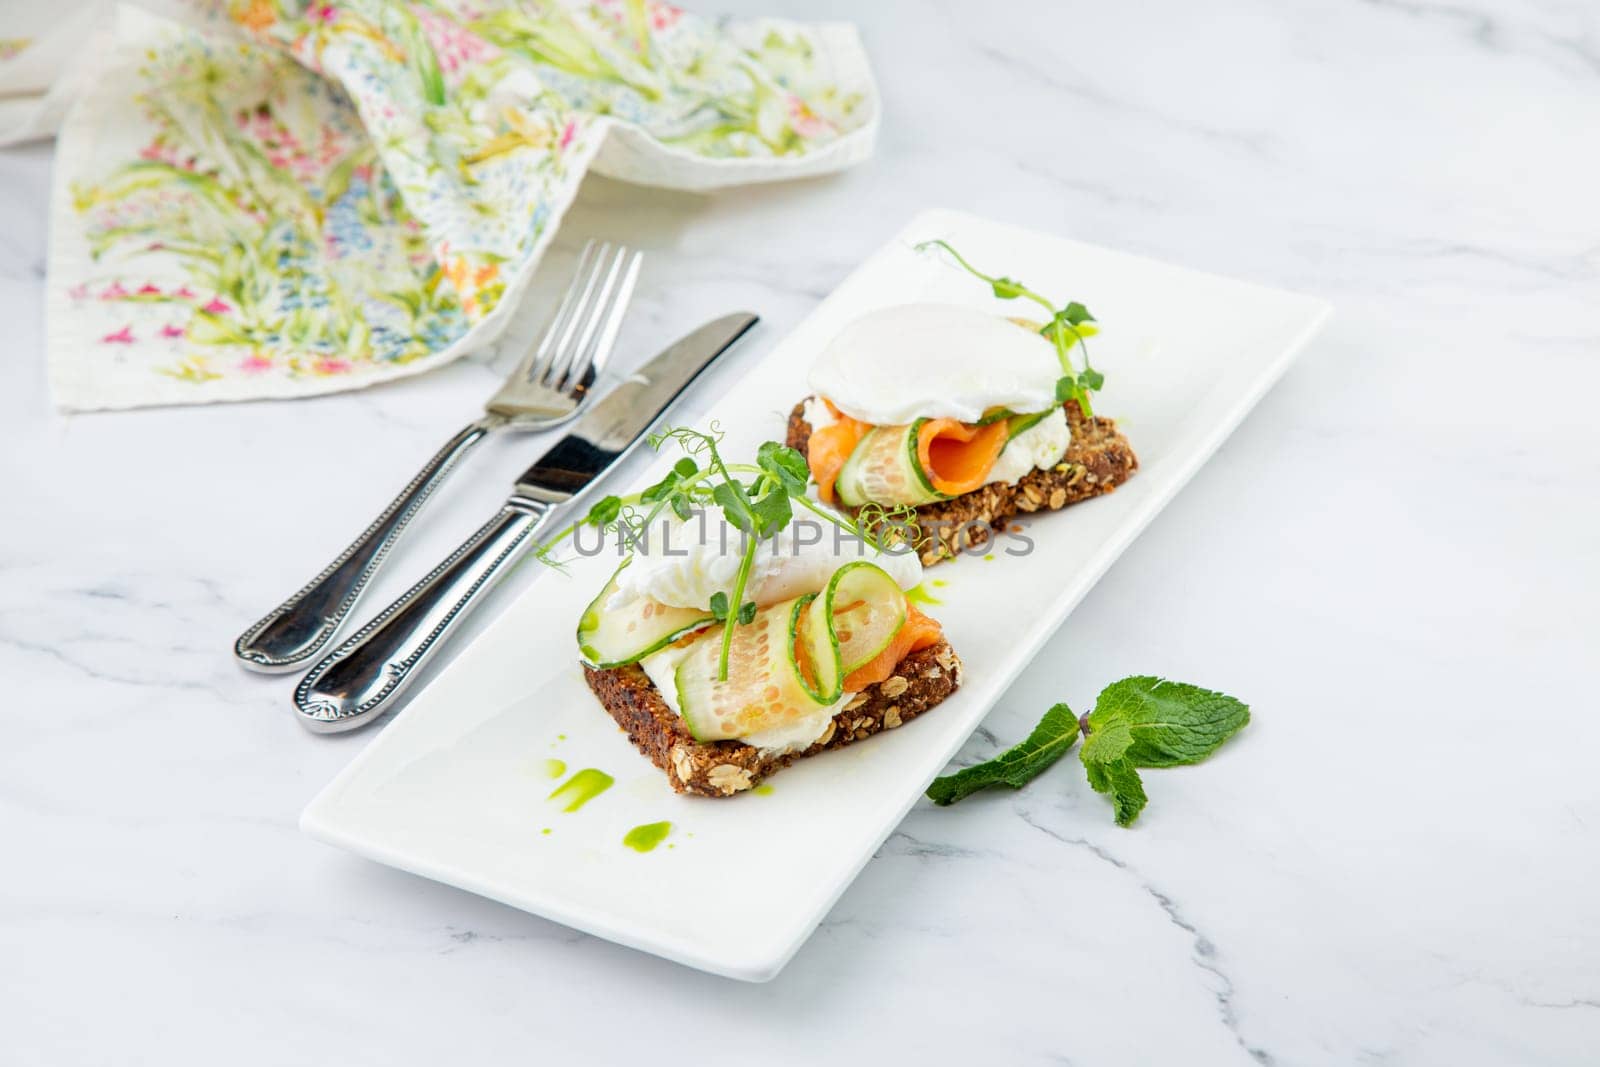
[582,642,963,797]
[786,400,1138,565]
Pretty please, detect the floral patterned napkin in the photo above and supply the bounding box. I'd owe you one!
[41,1,877,410]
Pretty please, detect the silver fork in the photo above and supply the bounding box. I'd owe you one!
[233,240,642,673]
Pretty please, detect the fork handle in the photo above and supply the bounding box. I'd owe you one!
[233,417,502,673]
[292,502,550,733]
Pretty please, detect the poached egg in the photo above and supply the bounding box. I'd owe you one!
[807,303,1062,424]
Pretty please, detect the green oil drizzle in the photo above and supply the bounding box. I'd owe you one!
[905,583,943,607]
[983,554,995,561]
[753,784,775,796]
[540,827,552,836]
[544,758,567,779]
[932,579,948,588]
[547,768,614,812]
[623,821,673,852]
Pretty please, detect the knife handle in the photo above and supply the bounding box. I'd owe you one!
[234,418,501,673]
[292,502,550,733]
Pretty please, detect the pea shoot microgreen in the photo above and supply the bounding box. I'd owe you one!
[539,425,916,681]
[915,238,1103,417]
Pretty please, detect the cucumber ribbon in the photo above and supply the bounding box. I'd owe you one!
[577,559,910,743]
[675,560,908,741]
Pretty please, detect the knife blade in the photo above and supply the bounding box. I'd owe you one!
[292,311,759,734]
[512,311,757,503]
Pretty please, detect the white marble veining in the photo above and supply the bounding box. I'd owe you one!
[3,1,1598,1063]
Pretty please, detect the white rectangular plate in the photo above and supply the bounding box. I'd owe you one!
[301,209,1330,981]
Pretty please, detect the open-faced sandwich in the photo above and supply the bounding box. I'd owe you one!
[787,242,1138,563]
[567,433,961,797]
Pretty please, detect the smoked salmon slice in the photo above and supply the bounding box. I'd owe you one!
[807,400,868,505]
[915,418,1011,497]
[842,604,944,691]
[809,399,1014,504]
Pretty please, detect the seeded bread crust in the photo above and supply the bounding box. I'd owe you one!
[582,641,963,797]
[786,400,1138,565]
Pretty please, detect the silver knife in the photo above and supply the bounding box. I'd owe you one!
[292,312,758,734]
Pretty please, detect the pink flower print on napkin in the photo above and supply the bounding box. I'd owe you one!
[160,324,186,339]
[311,357,352,375]
[239,353,273,373]
[138,138,177,165]
[99,282,129,300]
[102,326,135,344]
[413,6,500,75]
[201,297,232,315]
[653,3,684,30]
[787,96,830,139]
[599,0,682,33]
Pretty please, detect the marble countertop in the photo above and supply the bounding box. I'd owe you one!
[5,1,1598,1063]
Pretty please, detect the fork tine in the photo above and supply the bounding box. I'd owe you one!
[521,240,602,383]
[540,241,615,387]
[556,246,640,394]
[544,242,617,389]
[577,248,641,385]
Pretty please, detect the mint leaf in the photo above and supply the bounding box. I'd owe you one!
[1078,676,1250,826]
[925,703,1080,805]
[1079,712,1134,766]
[1088,676,1250,768]
[1084,757,1148,827]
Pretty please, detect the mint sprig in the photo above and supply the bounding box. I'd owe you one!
[915,238,1102,418]
[926,675,1249,826]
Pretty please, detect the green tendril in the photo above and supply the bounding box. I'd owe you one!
[915,238,1102,418]
[540,427,866,683]
[853,500,931,555]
